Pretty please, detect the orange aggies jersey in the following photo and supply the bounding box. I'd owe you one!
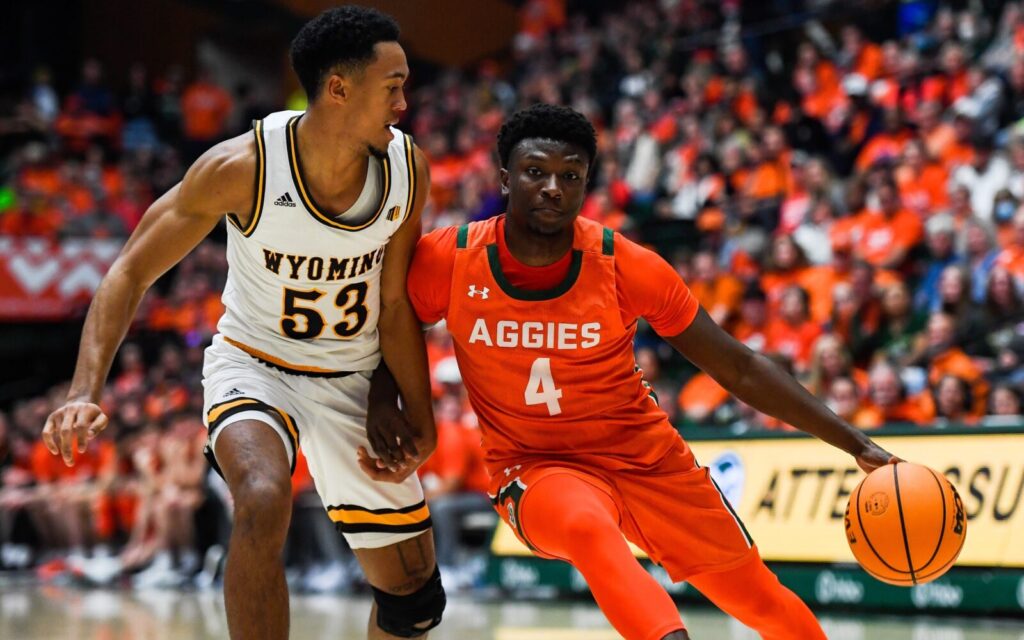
[409,215,700,474]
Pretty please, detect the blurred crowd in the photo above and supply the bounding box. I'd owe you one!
[3,0,1024,591]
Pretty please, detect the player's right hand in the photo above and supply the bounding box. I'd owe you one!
[357,445,419,483]
[366,401,420,472]
[42,400,109,467]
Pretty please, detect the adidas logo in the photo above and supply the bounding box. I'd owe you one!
[274,192,296,207]
[223,388,244,398]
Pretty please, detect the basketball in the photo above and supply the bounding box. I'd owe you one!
[845,462,967,586]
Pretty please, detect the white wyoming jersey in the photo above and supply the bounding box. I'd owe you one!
[214,110,418,376]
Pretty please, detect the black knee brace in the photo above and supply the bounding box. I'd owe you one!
[371,565,446,638]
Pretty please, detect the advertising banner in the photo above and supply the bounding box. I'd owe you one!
[491,430,1024,568]
[0,237,121,320]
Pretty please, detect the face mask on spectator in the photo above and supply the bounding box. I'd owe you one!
[994,200,1016,223]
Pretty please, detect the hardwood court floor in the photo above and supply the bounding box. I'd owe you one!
[1,585,1022,639]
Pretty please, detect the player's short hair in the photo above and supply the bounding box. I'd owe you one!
[289,6,400,99]
[497,104,597,169]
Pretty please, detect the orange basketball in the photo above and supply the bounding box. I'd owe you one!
[845,462,967,586]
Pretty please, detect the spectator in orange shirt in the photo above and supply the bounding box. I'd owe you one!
[130,414,207,589]
[778,152,816,234]
[689,250,743,327]
[827,376,862,423]
[915,312,989,416]
[744,126,790,202]
[518,0,566,42]
[895,139,949,216]
[0,191,63,238]
[840,26,884,80]
[30,434,117,569]
[54,59,121,155]
[853,361,930,428]
[995,209,1024,281]
[914,101,959,165]
[939,42,970,103]
[854,179,924,270]
[945,111,978,172]
[579,188,627,231]
[731,283,769,353]
[801,228,858,326]
[792,43,842,121]
[855,108,912,172]
[180,69,234,160]
[676,371,730,425]
[761,234,810,314]
[830,175,869,243]
[765,285,822,374]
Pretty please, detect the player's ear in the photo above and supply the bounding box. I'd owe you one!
[323,74,349,104]
[499,167,510,196]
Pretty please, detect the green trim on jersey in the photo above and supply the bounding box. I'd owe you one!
[602,227,614,256]
[485,244,583,301]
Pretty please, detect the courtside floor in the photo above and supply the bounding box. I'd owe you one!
[2,586,1023,639]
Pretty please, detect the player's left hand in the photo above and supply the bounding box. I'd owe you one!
[855,441,903,474]
[357,446,419,483]
[366,400,419,473]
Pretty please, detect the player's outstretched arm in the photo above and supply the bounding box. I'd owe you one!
[666,308,899,473]
[369,146,436,482]
[42,135,257,466]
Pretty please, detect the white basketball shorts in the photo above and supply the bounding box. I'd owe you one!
[201,335,430,549]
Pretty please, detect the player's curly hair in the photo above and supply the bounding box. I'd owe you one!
[289,6,400,99]
[497,104,597,168]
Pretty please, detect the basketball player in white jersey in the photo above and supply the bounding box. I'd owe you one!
[41,7,444,639]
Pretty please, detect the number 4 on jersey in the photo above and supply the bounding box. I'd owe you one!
[525,357,563,415]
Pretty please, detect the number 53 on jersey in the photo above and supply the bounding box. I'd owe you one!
[280,283,369,340]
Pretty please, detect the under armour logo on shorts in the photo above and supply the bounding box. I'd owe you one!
[468,285,490,299]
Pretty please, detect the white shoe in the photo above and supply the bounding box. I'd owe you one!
[133,553,181,590]
[194,546,224,590]
[303,561,350,593]
[78,555,123,586]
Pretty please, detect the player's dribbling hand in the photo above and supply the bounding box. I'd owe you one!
[365,401,421,472]
[42,400,109,467]
[855,441,903,474]
[357,445,419,483]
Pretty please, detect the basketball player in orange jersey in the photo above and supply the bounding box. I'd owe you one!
[42,7,445,640]
[364,104,901,640]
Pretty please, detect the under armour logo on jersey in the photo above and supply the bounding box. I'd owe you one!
[274,192,296,207]
[468,285,490,299]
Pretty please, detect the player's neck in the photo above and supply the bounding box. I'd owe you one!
[295,107,370,193]
[502,215,574,267]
